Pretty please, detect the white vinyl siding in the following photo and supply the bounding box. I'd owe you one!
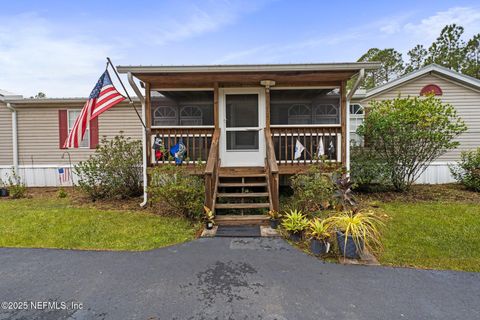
[355,74,480,162]
[0,103,13,166]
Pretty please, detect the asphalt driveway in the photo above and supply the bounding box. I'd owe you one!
[0,238,479,320]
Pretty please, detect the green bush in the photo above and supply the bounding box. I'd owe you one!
[57,187,68,199]
[7,171,27,199]
[290,166,335,212]
[450,148,480,192]
[357,95,466,191]
[148,165,204,220]
[74,135,143,200]
[350,146,391,191]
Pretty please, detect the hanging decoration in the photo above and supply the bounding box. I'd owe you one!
[170,138,187,165]
[152,133,164,163]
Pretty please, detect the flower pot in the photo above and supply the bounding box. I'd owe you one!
[336,231,364,259]
[310,239,329,255]
[269,219,279,229]
[0,188,8,197]
[289,231,302,242]
[206,222,214,230]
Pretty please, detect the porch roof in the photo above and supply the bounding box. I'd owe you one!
[117,62,380,88]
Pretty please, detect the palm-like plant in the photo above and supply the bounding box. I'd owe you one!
[307,219,331,240]
[268,210,281,220]
[326,210,383,255]
[281,209,309,234]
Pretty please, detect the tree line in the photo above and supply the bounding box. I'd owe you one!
[357,24,480,89]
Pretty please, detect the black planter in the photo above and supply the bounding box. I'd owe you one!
[289,231,302,242]
[269,219,279,229]
[310,239,329,255]
[0,188,8,197]
[336,231,364,259]
[206,222,214,230]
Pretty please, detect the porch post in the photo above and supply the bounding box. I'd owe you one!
[145,83,152,166]
[265,87,270,129]
[214,82,219,129]
[341,80,347,166]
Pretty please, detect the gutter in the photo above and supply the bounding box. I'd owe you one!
[127,72,148,207]
[345,69,365,173]
[5,102,19,173]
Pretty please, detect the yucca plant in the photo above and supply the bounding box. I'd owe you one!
[326,210,383,258]
[281,209,309,241]
[308,218,331,255]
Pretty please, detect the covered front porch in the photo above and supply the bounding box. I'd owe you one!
[118,62,379,214]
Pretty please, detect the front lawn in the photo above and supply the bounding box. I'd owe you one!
[0,195,198,251]
[378,201,480,272]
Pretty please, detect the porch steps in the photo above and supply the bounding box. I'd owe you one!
[215,215,269,226]
[214,167,272,219]
[215,203,270,209]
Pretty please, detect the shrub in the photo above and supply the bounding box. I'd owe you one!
[350,146,391,191]
[7,171,27,199]
[290,166,335,212]
[57,187,68,199]
[74,135,143,200]
[357,95,467,191]
[149,165,204,220]
[450,148,480,192]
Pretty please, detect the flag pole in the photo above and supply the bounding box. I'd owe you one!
[106,57,146,130]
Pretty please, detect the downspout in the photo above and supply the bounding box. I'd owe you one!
[5,102,19,173]
[346,68,365,174]
[127,72,148,207]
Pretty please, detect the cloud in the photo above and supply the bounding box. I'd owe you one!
[0,12,113,97]
[404,7,480,41]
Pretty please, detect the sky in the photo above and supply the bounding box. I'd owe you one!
[0,0,479,97]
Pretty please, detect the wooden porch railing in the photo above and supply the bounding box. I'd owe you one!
[264,128,279,211]
[204,129,220,209]
[150,127,215,165]
[270,126,341,164]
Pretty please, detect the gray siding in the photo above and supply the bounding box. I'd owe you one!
[16,104,142,165]
[0,102,13,166]
[356,74,480,162]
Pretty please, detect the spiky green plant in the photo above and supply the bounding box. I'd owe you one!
[326,210,383,254]
[281,209,309,233]
[307,219,331,240]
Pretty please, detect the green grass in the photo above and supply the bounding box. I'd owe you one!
[379,202,480,272]
[0,198,198,251]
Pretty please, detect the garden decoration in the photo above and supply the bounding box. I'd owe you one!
[170,138,187,165]
[152,134,164,163]
[0,178,8,197]
[204,206,215,230]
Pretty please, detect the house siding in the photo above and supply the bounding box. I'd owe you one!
[16,104,142,166]
[356,73,480,162]
[0,102,13,166]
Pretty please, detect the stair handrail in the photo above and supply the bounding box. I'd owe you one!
[204,129,220,209]
[264,128,279,211]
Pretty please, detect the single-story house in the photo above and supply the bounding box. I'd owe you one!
[351,64,480,184]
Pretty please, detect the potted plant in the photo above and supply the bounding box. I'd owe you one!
[267,210,281,229]
[307,218,331,255]
[281,209,309,242]
[0,178,8,197]
[326,210,382,259]
[203,206,215,230]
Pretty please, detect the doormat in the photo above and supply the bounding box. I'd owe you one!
[215,225,261,237]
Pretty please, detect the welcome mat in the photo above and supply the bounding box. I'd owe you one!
[215,225,261,237]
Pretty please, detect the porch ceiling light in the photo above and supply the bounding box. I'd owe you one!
[260,80,276,92]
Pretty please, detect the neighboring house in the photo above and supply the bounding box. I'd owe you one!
[351,64,480,184]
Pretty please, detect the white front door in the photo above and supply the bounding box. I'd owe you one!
[219,88,266,167]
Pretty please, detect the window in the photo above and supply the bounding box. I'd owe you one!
[151,90,214,126]
[68,110,89,148]
[270,89,341,125]
[349,103,364,115]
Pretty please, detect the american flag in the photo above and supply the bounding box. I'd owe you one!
[64,70,125,148]
[58,167,71,184]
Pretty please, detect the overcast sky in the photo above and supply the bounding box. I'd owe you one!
[0,0,479,97]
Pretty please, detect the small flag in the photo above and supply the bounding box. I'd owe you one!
[58,167,71,184]
[170,139,187,165]
[328,140,335,158]
[317,137,325,156]
[294,139,305,160]
[64,70,125,148]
